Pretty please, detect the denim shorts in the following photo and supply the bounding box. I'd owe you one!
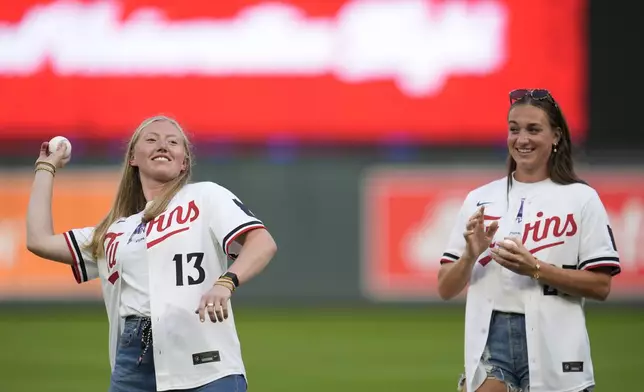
[109,316,247,392]
[458,311,594,392]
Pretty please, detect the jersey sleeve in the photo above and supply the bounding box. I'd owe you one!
[205,183,266,257]
[440,198,470,265]
[63,227,100,284]
[577,191,621,276]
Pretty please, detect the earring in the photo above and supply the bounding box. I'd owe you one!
[553,144,558,153]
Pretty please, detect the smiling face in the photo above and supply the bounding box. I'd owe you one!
[507,104,561,182]
[129,120,188,185]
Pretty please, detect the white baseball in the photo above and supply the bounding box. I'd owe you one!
[48,136,72,158]
[503,239,518,248]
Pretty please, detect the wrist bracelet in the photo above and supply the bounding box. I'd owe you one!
[35,161,57,173]
[35,166,55,177]
[215,280,235,292]
[221,272,240,288]
[532,258,541,280]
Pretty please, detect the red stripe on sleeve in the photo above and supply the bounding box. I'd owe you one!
[64,232,82,284]
[225,224,266,255]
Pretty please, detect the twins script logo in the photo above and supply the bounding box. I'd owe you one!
[102,201,201,284]
[104,232,123,284]
[146,200,200,249]
[480,211,577,266]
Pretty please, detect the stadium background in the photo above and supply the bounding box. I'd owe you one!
[1,0,642,391]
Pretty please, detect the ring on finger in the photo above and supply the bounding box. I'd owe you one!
[207,303,214,307]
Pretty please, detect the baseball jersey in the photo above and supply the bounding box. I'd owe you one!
[63,182,265,391]
[440,176,620,392]
[118,210,152,318]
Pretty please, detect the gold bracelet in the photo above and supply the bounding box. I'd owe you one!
[35,161,57,173]
[532,259,541,280]
[35,166,55,177]
[221,279,236,291]
[216,283,235,293]
[215,280,235,292]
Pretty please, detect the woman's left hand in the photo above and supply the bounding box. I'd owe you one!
[195,284,233,323]
[490,237,538,277]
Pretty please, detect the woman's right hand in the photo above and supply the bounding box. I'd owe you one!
[463,206,499,260]
[36,141,71,169]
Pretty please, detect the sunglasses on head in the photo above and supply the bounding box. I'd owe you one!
[509,89,558,108]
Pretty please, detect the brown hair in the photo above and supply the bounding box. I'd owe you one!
[506,94,584,192]
[84,116,194,260]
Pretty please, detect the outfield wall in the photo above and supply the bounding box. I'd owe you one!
[1,163,643,304]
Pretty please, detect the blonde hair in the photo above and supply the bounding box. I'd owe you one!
[84,115,194,260]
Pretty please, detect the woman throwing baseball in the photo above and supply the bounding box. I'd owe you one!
[26,116,277,391]
[437,89,620,392]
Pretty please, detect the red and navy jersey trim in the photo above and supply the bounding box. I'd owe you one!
[222,221,265,256]
[64,230,89,283]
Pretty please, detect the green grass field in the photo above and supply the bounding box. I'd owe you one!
[0,305,641,391]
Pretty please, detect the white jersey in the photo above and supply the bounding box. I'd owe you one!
[117,212,151,318]
[440,176,620,392]
[63,182,265,391]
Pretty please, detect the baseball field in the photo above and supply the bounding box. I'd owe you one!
[0,305,641,391]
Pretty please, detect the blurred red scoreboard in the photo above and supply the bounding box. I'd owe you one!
[0,0,587,144]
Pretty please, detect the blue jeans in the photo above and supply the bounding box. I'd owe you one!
[462,311,594,392]
[109,317,247,392]
[481,311,531,391]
